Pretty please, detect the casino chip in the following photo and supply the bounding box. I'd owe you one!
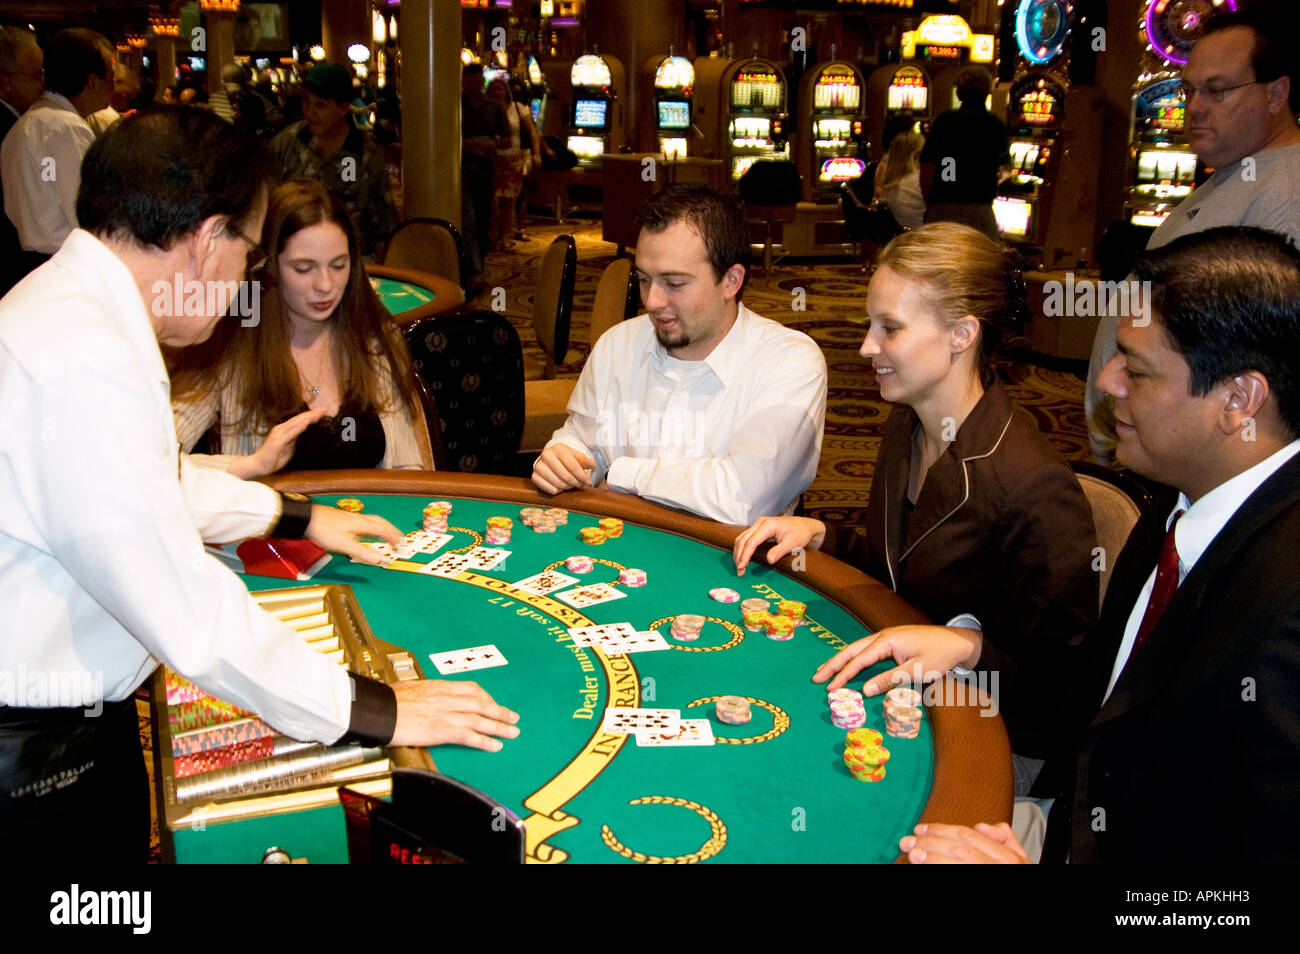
[580,527,607,545]
[715,695,752,725]
[618,568,647,586]
[709,587,740,603]
[566,555,594,574]
[335,498,364,512]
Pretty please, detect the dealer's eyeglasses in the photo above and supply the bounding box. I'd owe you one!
[1177,79,1263,104]
[226,222,269,273]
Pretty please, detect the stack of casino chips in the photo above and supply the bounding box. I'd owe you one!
[618,568,647,586]
[566,554,594,574]
[740,598,770,632]
[545,508,569,525]
[423,501,452,532]
[580,526,607,545]
[828,687,867,729]
[715,695,752,725]
[765,614,796,641]
[485,516,512,545]
[883,687,923,739]
[670,613,705,642]
[598,517,623,538]
[520,507,546,527]
[842,728,890,782]
[709,587,740,603]
[776,600,807,626]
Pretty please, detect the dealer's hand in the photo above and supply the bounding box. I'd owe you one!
[732,516,827,575]
[390,679,521,750]
[229,408,329,479]
[899,822,1031,864]
[304,505,402,565]
[532,444,595,494]
[812,624,983,695]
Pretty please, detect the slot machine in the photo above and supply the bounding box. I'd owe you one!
[647,54,695,159]
[567,53,626,167]
[693,56,790,182]
[995,0,1104,266]
[1124,0,1236,230]
[798,60,868,202]
[526,55,548,129]
[866,63,930,149]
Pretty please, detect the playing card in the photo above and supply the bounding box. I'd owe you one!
[635,718,716,747]
[418,552,473,578]
[429,644,508,675]
[555,582,627,608]
[568,622,638,648]
[464,546,511,570]
[605,630,672,655]
[404,531,452,555]
[600,708,681,735]
[513,570,580,596]
[351,542,395,565]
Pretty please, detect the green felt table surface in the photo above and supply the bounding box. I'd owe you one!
[370,276,436,312]
[171,493,938,865]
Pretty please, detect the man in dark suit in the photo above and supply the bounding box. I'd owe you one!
[0,25,43,296]
[898,226,1300,863]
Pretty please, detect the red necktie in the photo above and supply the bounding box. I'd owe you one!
[1133,510,1184,653]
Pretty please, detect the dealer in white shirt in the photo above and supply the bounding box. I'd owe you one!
[0,108,518,855]
[532,184,828,526]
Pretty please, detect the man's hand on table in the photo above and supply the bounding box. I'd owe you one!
[390,679,520,750]
[305,505,402,565]
[532,444,595,494]
[812,625,983,694]
[899,823,1031,864]
[732,516,827,575]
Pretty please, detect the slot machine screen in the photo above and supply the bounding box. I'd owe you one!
[530,98,542,123]
[1136,151,1160,184]
[1176,154,1197,184]
[658,100,691,130]
[995,197,1032,238]
[574,99,608,129]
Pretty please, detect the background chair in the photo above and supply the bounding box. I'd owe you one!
[525,234,578,380]
[404,311,524,474]
[382,217,467,288]
[738,160,802,277]
[587,256,637,347]
[1072,461,1151,608]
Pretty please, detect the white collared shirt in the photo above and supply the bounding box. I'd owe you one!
[0,91,95,254]
[1104,440,1300,702]
[0,230,354,741]
[544,302,827,525]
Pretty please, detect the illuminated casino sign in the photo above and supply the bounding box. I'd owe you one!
[1135,77,1185,133]
[571,54,612,88]
[1016,0,1071,65]
[1009,74,1066,127]
[908,15,975,62]
[1145,0,1237,66]
[971,34,996,63]
[654,56,695,90]
[887,66,928,112]
[820,156,866,182]
[527,55,543,86]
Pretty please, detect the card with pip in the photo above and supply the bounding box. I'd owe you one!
[430,644,508,675]
[555,582,627,608]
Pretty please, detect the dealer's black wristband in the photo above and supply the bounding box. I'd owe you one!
[269,492,313,539]
[340,673,399,746]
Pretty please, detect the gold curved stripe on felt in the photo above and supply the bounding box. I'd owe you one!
[646,615,745,653]
[389,567,639,864]
[688,696,790,745]
[600,796,727,864]
[542,556,626,586]
[446,526,485,551]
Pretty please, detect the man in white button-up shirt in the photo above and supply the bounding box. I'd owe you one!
[532,184,828,525]
[0,29,112,262]
[0,108,518,857]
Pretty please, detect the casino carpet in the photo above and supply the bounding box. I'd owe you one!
[141,216,1091,863]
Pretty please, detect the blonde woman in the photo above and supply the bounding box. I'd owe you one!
[733,223,1096,793]
[876,130,926,230]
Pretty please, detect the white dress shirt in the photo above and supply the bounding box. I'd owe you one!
[1103,439,1300,702]
[0,91,94,254]
[545,302,827,525]
[0,230,354,741]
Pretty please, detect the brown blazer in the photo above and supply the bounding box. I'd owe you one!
[824,380,1098,759]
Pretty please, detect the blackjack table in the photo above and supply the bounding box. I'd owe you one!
[366,264,466,326]
[164,471,1012,864]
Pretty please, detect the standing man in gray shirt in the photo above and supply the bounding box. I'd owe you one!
[1087,10,1300,466]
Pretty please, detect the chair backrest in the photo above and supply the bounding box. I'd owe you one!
[404,310,524,473]
[1072,461,1149,609]
[531,234,577,376]
[383,218,466,287]
[588,257,635,347]
[738,160,802,207]
[410,365,447,470]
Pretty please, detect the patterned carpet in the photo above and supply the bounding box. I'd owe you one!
[476,216,1092,525]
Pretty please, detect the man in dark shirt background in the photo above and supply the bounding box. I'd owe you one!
[919,66,1009,240]
[461,63,507,292]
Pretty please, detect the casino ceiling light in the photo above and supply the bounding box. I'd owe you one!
[309,45,326,62]
[197,0,241,12]
[348,43,370,64]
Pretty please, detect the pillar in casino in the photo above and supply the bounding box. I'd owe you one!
[197,1,238,95]
[587,0,679,154]
[148,8,182,99]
